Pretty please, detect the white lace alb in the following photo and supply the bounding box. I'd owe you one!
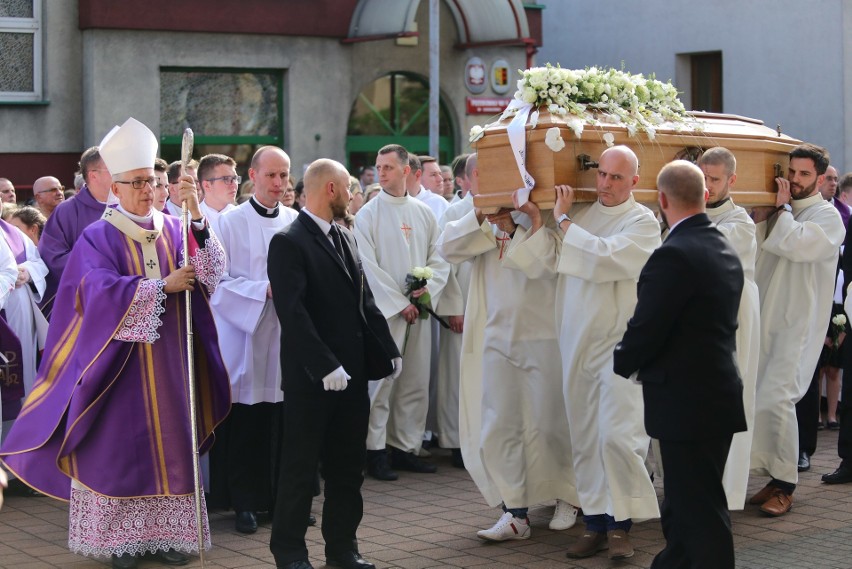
[68,483,210,559]
[114,279,167,344]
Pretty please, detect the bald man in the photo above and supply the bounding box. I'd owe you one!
[510,146,660,559]
[268,159,399,569]
[209,146,298,533]
[0,179,15,204]
[615,160,745,569]
[32,176,64,218]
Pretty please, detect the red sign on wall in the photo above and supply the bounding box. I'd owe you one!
[466,96,512,115]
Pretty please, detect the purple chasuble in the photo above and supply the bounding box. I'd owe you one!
[0,213,230,500]
[833,197,851,230]
[38,185,106,319]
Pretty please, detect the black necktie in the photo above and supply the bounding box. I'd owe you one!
[329,224,345,261]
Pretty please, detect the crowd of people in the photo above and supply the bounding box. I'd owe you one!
[0,116,849,569]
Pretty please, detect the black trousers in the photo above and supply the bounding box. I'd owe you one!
[796,366,820,457]
[839,341,852,462]
[269,383,370,565]
[209,402,282,512]
[652,435,734,569]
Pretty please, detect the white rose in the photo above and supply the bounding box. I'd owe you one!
[603,132,615,147]
[544,127,566,152]
[411,266,433,280]
[469,125,485,143]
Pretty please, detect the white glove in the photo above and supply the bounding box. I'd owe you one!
[322,366,350,391]
[389,357,403,380]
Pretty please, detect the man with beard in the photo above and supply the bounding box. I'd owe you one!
[748,143,845,516]
[698,147,761,509]
[268,159,399,569]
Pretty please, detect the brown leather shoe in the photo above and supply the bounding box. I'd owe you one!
[565,530,607,558]
[748,483,776,505]
[759,489,793,516]
[607,529,634,559]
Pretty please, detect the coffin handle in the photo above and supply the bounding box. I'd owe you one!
[774,163,783,178]
[578,154,599,171]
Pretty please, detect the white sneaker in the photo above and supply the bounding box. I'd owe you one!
[549,499,579,530]
[476,511,530,541]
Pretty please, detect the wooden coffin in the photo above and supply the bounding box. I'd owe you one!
[474,111,803,213]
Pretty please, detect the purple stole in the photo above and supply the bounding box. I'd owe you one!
[0,219,25,419]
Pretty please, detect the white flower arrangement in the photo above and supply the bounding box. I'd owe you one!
[469,64,695,145]
[411,266,434,280]
[833,314,847,328]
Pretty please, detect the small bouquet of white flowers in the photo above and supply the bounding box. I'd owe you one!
[402,266,449,353]
[831,313,847,348]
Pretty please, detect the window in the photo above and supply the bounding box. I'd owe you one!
[676,51,722,113]
[0,0,43,102]
[159,67,284,176]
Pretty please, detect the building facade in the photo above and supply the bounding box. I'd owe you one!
[537,0,850,173]
[0,0,542,195]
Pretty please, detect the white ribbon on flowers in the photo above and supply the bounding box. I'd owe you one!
[501,99,536,206]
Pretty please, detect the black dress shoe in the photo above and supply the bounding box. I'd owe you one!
[150,549,189,566]
[326,551,376,569]
[391,448,437,473]
[367,449,398,481]
[451,448,465,469]
[822,463,852,484]
[308,514,317,526]
[111,553,138,569]
[797,451,811,472]
[828,421,840,430]
[235,510,258,533]
[277,560,314,569]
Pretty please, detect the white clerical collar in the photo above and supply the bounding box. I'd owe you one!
[302,207,333,236]
[706,198,736,218]
[791,192,823,214]
[596,193,636,215]
[116,204,154,223]
[379,189,408,204]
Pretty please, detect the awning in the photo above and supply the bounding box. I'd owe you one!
[346,0,532,46]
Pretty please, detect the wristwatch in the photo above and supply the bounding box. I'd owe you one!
[557,213,571,225]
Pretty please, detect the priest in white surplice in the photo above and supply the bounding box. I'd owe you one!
[434,154,478,469]
[508,146,659,558]
[748,143,845,517]
[437,191,578,542]
[209,146,298,533]
[354,144,449,480]
[197,154,238,236]
[699,147,761,510]
[0,218,48,444]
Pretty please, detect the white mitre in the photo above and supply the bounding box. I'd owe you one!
[99,117,158,175]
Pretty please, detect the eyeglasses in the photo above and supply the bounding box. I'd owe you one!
[207,175,241,185]
[36,186,65,195]
[115,178,156,190]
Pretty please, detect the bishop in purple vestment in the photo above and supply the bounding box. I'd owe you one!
[0,118,230,567]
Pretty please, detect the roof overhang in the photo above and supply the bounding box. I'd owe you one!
[345,0,533,47]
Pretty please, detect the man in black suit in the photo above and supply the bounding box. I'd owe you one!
[268,159,401,569]
[614,160,746,569]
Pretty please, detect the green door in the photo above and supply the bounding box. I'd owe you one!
[347,72,455,174]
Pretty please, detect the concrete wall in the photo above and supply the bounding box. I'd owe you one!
[536,0,847,172]
[3,0,528,178]
[0,0,83,153]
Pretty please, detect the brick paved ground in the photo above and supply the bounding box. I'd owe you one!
[1,428,851,568]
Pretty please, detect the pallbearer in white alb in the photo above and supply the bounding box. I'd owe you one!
[508,146,660,560]
[699,147,761,510]
[438,154,578,543]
